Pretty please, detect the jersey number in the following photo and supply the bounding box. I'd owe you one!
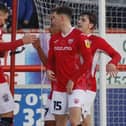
[54,101,62,110]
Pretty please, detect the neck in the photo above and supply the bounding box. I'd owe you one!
[84,29,93,35]
[61,23,72,35]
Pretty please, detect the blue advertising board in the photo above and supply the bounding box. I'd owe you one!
[14,85,50,126]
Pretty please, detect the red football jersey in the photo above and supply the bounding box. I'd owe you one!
[47,28,92,92]
[86,35,121,91]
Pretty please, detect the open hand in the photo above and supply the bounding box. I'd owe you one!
[22,34,38,44]
[47,70,56,81]
[106,63,118,77]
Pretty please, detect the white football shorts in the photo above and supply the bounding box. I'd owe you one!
[82,90,96,117]
[0,82,15,114]
[50,89,87,115]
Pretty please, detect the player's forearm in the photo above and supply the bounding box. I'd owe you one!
[99,38,121,65]
[0,39,23,51]
[46,45,55,71]
[36,47,47,66]
[108,52,121,65]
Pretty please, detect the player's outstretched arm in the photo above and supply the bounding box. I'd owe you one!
[0,34,38,51]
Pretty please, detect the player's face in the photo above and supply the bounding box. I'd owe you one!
[0,11,8,26]
[50,12,61,30]
[77,15,91,33]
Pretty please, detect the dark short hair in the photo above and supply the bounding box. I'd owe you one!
[51,6,73,20]
[0,3,8,13]
[80,11,97,29]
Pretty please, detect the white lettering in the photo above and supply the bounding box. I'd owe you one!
[54,46,72,51]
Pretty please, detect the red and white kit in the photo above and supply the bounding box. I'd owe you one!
[47,27,92,114]
[82,34,121,116]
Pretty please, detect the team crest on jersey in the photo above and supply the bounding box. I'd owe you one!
[84,39,91,48]
[68,39,74,44]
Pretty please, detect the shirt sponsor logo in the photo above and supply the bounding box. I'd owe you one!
[54,46,72,51]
